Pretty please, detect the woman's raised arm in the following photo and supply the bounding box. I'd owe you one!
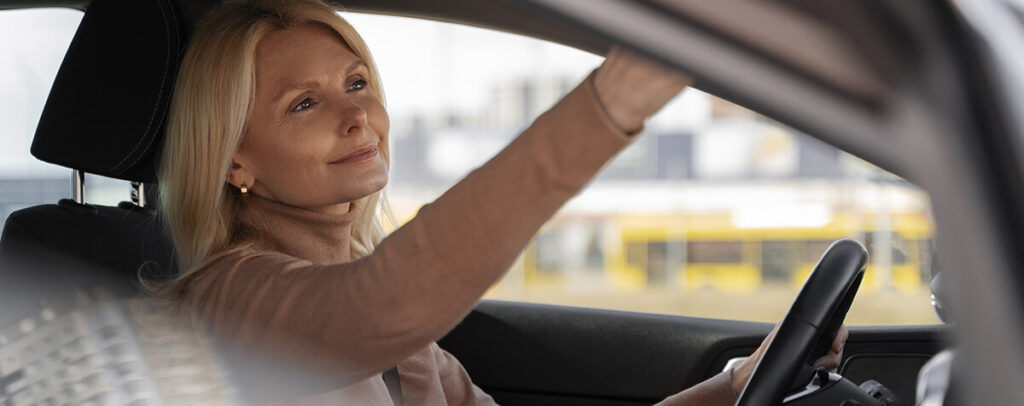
[185,47,692,387]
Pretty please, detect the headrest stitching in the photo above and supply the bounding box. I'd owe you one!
[109,0,174,176]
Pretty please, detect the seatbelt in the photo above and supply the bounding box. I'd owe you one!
[383,366,403,406]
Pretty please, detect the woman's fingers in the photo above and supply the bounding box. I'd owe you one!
[593,45,693,133]
[833,325,849,353]
[812,325,849,370]
[811,349,843,370]
[734,323,848,393]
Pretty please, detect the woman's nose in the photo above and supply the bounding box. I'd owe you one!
[339,101,368,137]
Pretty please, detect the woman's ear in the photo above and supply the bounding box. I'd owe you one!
[226,156,255,190]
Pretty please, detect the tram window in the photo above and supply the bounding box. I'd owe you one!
[892,236,909,264]
[686,241,743,263]
[762,241,798,283]
[645,240,686,287]
[864,232,909,265]
[804,240,836,263]
[626,242,646,269]
[647,242,670,286]
[666,240,687,269]
[583,229,604,270]
[534,232,562,274]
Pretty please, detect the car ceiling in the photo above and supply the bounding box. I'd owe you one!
[5,0,921,180]
[1,0,908,113]
[0,0,612,54]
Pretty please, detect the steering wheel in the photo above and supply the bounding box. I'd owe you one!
[735,238,868,405]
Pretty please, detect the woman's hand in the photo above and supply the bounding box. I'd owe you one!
[593,45,693,134]
[730,324,849,394]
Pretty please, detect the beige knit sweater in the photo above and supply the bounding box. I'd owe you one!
[181,73,738,405]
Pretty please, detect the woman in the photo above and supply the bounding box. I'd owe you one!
[154,0,846,404]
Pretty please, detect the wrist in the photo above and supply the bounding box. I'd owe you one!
[590,70,644,135]
[731,358,754,395]
[729,366,740,396]
[599,99,643,135]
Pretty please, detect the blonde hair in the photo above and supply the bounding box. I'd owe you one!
[150,0,391,301]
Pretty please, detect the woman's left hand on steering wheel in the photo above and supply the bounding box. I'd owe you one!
[730,324,849,394]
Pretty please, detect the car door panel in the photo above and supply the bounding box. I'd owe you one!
[440,300,946,405]
[440,300,770,404]
[837,327,948,405]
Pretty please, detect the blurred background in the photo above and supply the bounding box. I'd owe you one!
[1,10,937,327]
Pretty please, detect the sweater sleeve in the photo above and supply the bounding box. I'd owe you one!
[433,345,497,406]
[184,71,634,389]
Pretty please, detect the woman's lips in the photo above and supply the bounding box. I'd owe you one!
[332,146,378,164]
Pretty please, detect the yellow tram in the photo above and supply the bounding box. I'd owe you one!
[522,210,933,294]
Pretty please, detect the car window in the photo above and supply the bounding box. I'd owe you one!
[344,12,938,326]
[0,8,130,231]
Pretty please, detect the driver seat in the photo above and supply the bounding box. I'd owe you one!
[0,0,184,326]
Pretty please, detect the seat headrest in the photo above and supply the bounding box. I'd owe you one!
[31,0,186,183]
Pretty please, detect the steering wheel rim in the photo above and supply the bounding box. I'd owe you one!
[735,238,868,405]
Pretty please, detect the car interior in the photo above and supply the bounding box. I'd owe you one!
[4,0,1023,404]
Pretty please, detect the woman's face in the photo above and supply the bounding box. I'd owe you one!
[230,23,389,215]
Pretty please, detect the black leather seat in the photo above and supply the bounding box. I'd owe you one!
[0,0,185,326]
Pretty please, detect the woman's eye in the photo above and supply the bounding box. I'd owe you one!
[291,97,315,112]
[348,79,367,92]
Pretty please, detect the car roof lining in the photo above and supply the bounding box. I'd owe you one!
[4,0,907,126]
[2,0,919,184]
[5,0,927,186]
[0,0,610,53]
[4,0,909,104]
[647,0,894,104]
